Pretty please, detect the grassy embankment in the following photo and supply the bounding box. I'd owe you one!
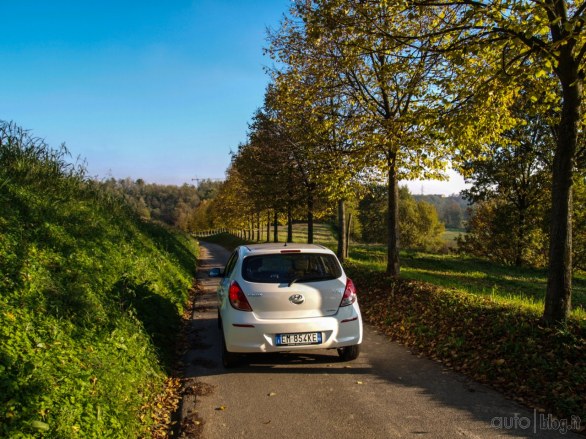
[0,136,197,437]
[203,223,585,425]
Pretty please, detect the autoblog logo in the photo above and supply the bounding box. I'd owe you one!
[491,411,582,435]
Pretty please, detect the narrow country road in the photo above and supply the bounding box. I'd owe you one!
[180,241,581,439]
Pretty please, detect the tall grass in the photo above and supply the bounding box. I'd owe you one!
[0,122,197,437]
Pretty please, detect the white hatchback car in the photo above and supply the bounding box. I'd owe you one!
[210,243,363,367]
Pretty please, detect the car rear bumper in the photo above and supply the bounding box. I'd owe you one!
[222,306,363,353]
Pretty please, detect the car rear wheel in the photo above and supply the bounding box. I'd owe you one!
[337,344,360,361]
[220,330,239,368]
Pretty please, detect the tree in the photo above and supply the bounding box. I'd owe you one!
[207,165,254,232]
[358,184,387,243]
[358,185,445,252]
[264,65,361,246]
[400,188,445,252]
[197,179,222,201]
[441,200,464,229]
[232,104,306,241]
[102,179,201,231]
[457,199,549,266]
[461,96,554,266]
[296,2,452,276]
[403,0,586,323]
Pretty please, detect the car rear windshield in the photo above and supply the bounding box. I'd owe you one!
[242,253,342,284]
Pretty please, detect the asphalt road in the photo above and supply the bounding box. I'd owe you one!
[180,241,582,439]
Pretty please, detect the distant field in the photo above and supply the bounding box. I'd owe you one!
[442,228,465,248]
[225,222,584,318]
[259,222,338,245]
[206,223,584,318]
[249,223,465,248]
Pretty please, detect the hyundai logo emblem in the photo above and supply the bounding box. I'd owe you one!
[289,294,305,305]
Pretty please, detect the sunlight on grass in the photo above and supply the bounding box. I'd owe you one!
[347,243,586,320]
[216,224,586,321]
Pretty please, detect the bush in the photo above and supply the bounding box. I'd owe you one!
[358,185,445,252]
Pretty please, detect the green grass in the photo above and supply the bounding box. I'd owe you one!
[442,228,465,249]
[348,246,586,319]
[0,126,197,438]
[346,264,586,423]
[209,223,338,250]
[213,223,585,319]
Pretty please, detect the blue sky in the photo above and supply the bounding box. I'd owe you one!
[0,0,465,194]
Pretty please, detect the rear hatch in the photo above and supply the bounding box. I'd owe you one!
[240,252,345,319]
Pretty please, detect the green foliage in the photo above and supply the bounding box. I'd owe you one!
[457,97,553,267]
[458,199,549,267]
[0,122,197,438]
[262,0,584,319]
[400,190,445,252]
[357,185,387,244]
[196,179,222,201]
[200,232,252,251]
[101,177,222,233]
[413,194,469,229]
[358,185,445,252]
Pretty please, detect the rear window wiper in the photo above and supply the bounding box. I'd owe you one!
[288,277,302,287]
[288,275,332,287]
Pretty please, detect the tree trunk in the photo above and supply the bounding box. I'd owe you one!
[307,191,314,244]
[266,211,270,242]
[543,63,581,324]
[256,212,261,242]
[345,212,352,260]
[515,208,525,267]
[273,211,279,243]
[337,199,347,262]
[287,204,293,243]
[387,153,400,277]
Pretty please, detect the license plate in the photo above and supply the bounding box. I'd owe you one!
[276,332,322,346]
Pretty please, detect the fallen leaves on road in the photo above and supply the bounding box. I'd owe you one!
[148,282,216,438]
[345,262,586,426]
[180,415,204,439]
[149,377,182,439]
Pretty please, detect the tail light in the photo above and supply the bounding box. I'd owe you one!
[339,278,357,307]
[229,281,253,312]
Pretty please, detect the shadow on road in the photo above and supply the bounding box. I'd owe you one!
[181,241,582,439]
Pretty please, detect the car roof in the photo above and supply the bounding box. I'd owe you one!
[239,243,332,255]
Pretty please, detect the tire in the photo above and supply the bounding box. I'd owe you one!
[220,330,239,368]
[337,344,360,361]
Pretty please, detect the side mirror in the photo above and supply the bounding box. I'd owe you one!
[209,268,223,278]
